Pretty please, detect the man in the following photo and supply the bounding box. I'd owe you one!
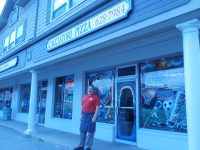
[74,85,100,150]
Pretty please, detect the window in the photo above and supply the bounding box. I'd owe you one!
[3,36,9,53]
[9,30,16,49]
[52,0,68,20]
[19,84,31,113]
[16,24,24,45]
[69,0,84,8]
[51,0,84,20]
[118,66,136,77]
[0,88,13,110]
[54,75,74,119]
[1,22,25,54]
[86,69,115,124]
[139,56,187,133]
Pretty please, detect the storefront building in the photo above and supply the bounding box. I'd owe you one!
[0,0,200,150]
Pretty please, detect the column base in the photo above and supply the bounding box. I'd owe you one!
[24,129,35,136]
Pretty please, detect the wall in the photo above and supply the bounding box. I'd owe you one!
[137,129,188,150]
[0,0,36,60]
[30,0,189,65]
[33,29,186,145]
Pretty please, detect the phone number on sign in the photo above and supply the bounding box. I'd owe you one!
[95,3,126,27]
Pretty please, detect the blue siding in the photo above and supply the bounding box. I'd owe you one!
[31,0,190,63]
[0,0,37,61]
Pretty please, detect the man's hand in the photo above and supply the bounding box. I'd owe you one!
[92,117,96,123]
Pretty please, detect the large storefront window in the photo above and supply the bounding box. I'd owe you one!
[54,75,74,119]
[140,56,187,132]
[19,84,31,113]
[0,88,13,110]
[86,69,115,124]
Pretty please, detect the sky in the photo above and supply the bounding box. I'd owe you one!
[0,0,7,15]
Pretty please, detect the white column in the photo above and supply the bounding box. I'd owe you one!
[25,70,38,135]
[176,19,200,150]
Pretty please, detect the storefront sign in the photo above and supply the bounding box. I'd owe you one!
[0,57,18,73]
[47,0,132,51]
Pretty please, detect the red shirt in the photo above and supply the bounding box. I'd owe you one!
[82,94,100,113]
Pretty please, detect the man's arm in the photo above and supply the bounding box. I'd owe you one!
[92,106,99,123]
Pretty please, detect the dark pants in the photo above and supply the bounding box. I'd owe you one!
[79,113,96,148]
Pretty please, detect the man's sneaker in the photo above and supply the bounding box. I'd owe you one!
[74,147,84,150]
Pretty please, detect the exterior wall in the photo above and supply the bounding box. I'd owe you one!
[32,29,186,146]
[1,0,200,150]
[36,0,107,37]
[137,129,188,150]
[0,0,37,60]
[36,0,190,37]
[32,0,190,65]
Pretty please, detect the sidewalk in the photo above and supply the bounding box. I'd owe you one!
[0,119,145,150]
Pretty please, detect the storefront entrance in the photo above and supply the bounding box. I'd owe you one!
[38,81,48,124]
[115,66,137,144]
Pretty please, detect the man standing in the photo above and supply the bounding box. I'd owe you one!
[74,85,100,150]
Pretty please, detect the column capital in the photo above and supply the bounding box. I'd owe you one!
[30,70,37,74]
[176,19,200,34]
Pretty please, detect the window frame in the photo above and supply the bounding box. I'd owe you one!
[3,36,10,53]
[50,0,85,21]
[18,84,31,113]
[15,22,25,45]
[9,29,16,50]
[1,21,26,55]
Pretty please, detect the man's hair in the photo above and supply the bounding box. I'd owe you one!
[88,85,94,89]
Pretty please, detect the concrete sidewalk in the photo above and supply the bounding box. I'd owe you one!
[0,119,145,150]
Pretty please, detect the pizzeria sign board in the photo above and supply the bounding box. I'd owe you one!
[46,0,132,51]
[0,57,18,73]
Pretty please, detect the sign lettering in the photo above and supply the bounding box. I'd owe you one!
[47,0,132,51]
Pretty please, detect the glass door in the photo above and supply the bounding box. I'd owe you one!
[38,81,48,124]
[116,79,136,142]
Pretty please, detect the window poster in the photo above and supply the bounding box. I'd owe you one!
[54,75,74,119]
[19,85,31,113]
[140,56,187,132]
[86,69,115,124]
[63,75,74,119]
[0,91,4,110]
[0,88,13,110]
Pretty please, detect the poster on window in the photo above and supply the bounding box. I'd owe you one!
[63,75,74,119]
[0,91,4,110]
[140,56,187,132]
[86,69,115,124]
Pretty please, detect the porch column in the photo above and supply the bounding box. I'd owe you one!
[25,70,38,135]
[176,19,200,150]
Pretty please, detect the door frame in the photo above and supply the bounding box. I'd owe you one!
[37,81,48,125]
[115,65,139,145]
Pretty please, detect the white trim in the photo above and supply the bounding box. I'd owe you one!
[51,0,85,21]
